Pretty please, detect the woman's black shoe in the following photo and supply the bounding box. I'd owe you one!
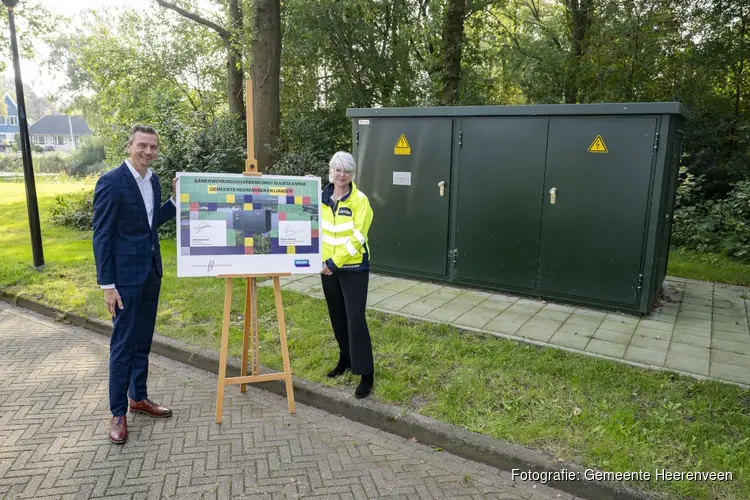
[355,373,374,398]
[327,359,350,378]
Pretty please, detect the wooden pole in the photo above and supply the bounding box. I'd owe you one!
[273,276,296,414]
[240,278,252,393]
[245,79,258,174]
[215,277,233,423]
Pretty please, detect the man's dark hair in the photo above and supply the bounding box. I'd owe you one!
[128,124,159,146]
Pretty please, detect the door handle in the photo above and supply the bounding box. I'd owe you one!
[549,187,557,204]
[438,181,445,197]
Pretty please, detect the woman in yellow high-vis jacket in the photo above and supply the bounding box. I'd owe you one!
[320,151,375,398]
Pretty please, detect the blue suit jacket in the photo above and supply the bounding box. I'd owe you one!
[92,162,176,288]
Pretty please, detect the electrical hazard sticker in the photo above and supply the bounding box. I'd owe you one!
[394,134,411,155]
[588,135,608,153]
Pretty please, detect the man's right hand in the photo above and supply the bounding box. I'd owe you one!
[104,288,124,317]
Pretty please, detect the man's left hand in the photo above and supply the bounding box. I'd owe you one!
[321,263,333,275]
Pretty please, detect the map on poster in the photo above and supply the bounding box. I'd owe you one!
[176,172,322,277]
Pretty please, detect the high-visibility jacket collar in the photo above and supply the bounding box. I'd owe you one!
[322,182,356,206]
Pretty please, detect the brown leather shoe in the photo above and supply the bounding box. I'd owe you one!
[109,416,127,444]
[129,398,173,418]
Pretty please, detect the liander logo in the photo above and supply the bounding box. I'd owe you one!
[294,259,310,267]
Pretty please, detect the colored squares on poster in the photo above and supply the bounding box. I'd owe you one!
[244,237,254,247]
[286,196,295,205]
[303,196,311,205]
[294,196,302,204]
[180,193,190,202]
[190,202,199,211]
[244,195,253,203]
[244,203,253,210]
[287,246,295,254]
[278,212,286,221]
[226,194,235,203]
[245,246,253,254]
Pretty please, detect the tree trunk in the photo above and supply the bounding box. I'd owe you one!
[440,0,467,105]
[251,0,282,171]
[564,0,592,104]
[732,7,746,140]
[227,0,245,119]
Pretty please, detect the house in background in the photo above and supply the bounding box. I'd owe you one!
[0,93,20,152]
[29,114,92,152]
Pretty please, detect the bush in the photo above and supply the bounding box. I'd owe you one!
[0,152,73,174]
[48,189,94,232]
[265,147,329,180]
[36,152,70,174]
[0,153,20,172]
[68,136,107,177]
[672,168,750,260]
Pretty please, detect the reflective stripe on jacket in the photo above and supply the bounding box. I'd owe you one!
[321,182,373,271]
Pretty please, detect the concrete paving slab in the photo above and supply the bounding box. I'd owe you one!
[585,339,627,359]
[624,346,667,366]
[665,354,710,376]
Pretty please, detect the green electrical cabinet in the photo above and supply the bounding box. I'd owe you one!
[347,103,689,314]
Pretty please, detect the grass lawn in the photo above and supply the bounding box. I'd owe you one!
[1,179,749,500]
[667,247,750,286]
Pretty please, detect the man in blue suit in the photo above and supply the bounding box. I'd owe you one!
[92,124,177,444]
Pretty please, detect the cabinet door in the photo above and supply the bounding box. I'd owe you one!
[355,118,453,277]
[538,116,658,305]
[454,117,548,290]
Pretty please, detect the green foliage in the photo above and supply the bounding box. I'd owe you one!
[52,7,226,162]
[0,152,71,174]
[266,148,329,180]
[673,169,750,260]
[252,233,271,254]
[48,189,94,232]
[151,114,247,184]
[68,136,107,177]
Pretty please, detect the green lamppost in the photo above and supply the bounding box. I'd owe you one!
[3,0,43,269]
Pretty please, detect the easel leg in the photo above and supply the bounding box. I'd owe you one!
[240,278,252,393]
[251,278,259,376]
[273,276,296,414]
[216,278,233,424]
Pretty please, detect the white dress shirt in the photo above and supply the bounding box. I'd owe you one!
[101,160,174,290]
[126,159,155,229]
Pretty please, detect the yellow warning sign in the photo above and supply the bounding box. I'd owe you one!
[588,135,608,153]
[394,134,411,155]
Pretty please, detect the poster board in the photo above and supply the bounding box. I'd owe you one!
[176,172,322,277]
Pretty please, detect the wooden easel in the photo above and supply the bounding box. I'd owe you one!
[214,79,296,423]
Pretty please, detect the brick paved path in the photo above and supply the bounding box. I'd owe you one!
[0,303,574,500]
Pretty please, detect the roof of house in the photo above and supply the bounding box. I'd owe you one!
[2,93,18,115]
[29,115,92,136]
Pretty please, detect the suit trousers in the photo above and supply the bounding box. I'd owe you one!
[321,270,374,375]
[109,257,161,416]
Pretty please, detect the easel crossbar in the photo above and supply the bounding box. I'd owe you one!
[223,373,287,385]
